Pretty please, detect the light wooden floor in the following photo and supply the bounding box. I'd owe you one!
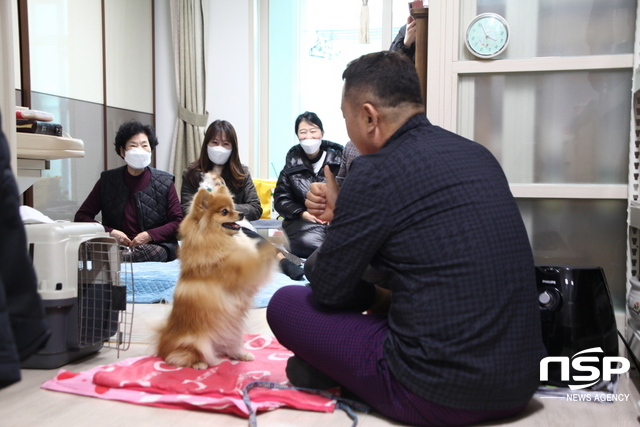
[1,304,640,427]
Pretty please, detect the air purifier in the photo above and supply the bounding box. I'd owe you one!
[536,265,619,388]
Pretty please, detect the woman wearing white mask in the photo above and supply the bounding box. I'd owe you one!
[181,120,304,280]
[181,120,262,220]
[274,111,343,258]
[75,120,183,262]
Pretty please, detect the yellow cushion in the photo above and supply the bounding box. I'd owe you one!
[253,178,277,219]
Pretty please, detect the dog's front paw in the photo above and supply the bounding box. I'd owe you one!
[191,362,209,370]
[257,241,278,257]
[230,351,255,362]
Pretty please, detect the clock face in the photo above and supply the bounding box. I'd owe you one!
[465,13,510,59]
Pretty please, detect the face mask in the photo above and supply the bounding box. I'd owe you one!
[300,138,322,155]
[124,147,151,170]
[207,145,232,165]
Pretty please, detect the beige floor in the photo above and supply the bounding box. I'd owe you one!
[1,303,640,427]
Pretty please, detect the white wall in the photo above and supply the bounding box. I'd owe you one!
[154,0,252,174]
[29,0,103,104]
[206,0,252,166]
[106,0,154,113]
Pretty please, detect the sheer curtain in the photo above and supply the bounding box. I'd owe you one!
[169,0,209,191]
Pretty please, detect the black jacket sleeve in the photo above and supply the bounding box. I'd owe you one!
[389,24,415,62]
[273,168,306,220]
[180,169,200,217]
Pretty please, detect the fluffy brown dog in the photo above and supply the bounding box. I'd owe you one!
[156,184,275,369]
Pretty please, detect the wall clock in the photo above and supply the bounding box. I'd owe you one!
[465,13,510,59]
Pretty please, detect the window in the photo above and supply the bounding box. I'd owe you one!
[440,0,636,309]
[461,70,631,185]
[267,0,414,178]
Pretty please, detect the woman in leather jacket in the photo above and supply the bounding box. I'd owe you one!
[274,112,343,258]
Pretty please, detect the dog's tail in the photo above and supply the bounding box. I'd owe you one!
[163,347,203,368]
[156,331,221,368]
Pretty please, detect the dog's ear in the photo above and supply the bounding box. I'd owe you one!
[191,188,211,213]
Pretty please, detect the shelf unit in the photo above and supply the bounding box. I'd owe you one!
[625,0,640,370]
[16,133,84,194]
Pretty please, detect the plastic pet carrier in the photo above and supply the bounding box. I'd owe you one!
[21,222,134,369]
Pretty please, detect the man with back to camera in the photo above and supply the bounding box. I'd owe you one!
[266,51,545,426]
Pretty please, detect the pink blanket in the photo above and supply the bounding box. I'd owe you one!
[41,334,336,417]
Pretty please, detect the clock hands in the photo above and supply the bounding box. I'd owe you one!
[479,23,497,41]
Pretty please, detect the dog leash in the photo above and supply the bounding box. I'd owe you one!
[242,381,370,427]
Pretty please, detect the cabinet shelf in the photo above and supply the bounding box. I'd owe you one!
[16,132,84,160]
[16,133,85,194]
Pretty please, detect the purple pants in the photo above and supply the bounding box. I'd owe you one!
[266,285,527,426]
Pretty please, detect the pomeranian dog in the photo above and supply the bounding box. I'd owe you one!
[156,181,276,369]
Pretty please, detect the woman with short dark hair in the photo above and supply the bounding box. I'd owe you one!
[273,111,343,258]
[75,119,182,262]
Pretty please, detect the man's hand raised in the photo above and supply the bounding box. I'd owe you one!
[305,165,339,223]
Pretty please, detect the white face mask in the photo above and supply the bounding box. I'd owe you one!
[300,138,322,155]
[124,147,151,170]
[207,145,232,165]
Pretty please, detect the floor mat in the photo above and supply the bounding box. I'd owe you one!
[41,334,335,418]
[126,259,307,307]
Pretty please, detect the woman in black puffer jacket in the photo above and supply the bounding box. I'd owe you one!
[274,112,343,258]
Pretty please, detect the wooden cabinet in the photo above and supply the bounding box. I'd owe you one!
[410,7,429,104]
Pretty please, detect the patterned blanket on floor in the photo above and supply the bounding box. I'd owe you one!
[41,335,336,418]
[125,259,306,307]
